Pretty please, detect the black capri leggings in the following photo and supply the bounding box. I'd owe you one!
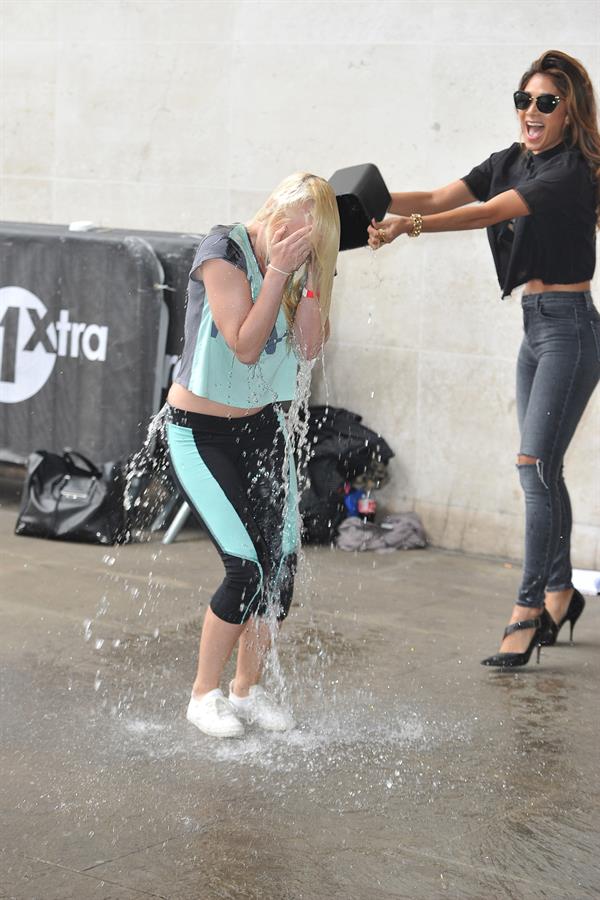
[165,404,298,625]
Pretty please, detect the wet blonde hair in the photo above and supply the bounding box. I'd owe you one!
[254,172,340,333]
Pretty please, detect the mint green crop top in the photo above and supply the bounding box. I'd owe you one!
[175,224,298,407]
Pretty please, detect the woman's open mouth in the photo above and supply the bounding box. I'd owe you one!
[525,121,545,142]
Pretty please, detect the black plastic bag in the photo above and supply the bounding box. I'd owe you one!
[298,456,346,544]
[304,406,394,477]
[15,450,125,544]
[298,406,394,544]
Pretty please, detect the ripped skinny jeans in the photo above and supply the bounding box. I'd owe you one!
[516,291,600,608]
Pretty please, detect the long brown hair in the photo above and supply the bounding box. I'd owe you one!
[519,50,600,223]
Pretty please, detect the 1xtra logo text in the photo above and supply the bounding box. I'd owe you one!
[0,286,109,403]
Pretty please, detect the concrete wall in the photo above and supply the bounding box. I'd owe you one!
[1,0,599,566]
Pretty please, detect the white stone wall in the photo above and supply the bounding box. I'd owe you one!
[1,0,599,565]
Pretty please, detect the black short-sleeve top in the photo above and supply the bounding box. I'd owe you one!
[462,142,597,296]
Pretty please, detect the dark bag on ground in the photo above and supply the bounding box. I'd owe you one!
[299,455,347,544]
[15,450,125,544]
[298,406,395,544]
[121,433,181,541]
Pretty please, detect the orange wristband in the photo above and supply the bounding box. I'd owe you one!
[302,287,319,299]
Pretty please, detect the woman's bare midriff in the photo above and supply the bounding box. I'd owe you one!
[167,382,265,418]
[524,279,591,294]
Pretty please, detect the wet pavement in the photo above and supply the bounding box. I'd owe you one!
[1,494,599,900]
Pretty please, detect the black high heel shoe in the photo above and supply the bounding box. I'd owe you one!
[481,608,553,668]
[539,589,586,646]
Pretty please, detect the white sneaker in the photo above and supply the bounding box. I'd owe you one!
[186,689,245,738]
[228,682,296,732]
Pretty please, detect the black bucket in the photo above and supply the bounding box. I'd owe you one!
[329,163,391,251]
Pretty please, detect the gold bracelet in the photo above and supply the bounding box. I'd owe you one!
[408,213,423,238]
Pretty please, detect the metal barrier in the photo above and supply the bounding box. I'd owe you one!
[0,222,199,464]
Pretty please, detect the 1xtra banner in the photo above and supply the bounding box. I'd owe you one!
[0,286,109,404]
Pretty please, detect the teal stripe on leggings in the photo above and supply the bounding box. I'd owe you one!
[167,421,262,575]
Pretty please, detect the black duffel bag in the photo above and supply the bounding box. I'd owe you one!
[15,450,125,544]
[298,406,395,544]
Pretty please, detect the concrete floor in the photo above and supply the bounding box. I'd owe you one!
[1,487,599,900]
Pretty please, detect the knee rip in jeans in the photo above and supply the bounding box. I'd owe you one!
[516,454,548,488]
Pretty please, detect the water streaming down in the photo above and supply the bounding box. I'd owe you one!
[122,403,174,541]
[257,351,313,700]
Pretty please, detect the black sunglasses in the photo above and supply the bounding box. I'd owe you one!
[513,90,562,114]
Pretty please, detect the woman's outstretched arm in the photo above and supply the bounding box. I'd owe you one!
[370,188,529,246]
[388,180,476,216]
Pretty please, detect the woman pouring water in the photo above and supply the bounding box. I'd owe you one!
[166,173,340,737]
[368,50,600,668]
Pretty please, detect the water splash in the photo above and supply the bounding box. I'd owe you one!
[121,403,174,543]
[116,683,466,814]
[252,350,322,704]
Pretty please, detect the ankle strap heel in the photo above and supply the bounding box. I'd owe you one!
[481,609,551,668]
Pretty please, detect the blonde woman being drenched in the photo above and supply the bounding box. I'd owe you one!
[166,173,340,737]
